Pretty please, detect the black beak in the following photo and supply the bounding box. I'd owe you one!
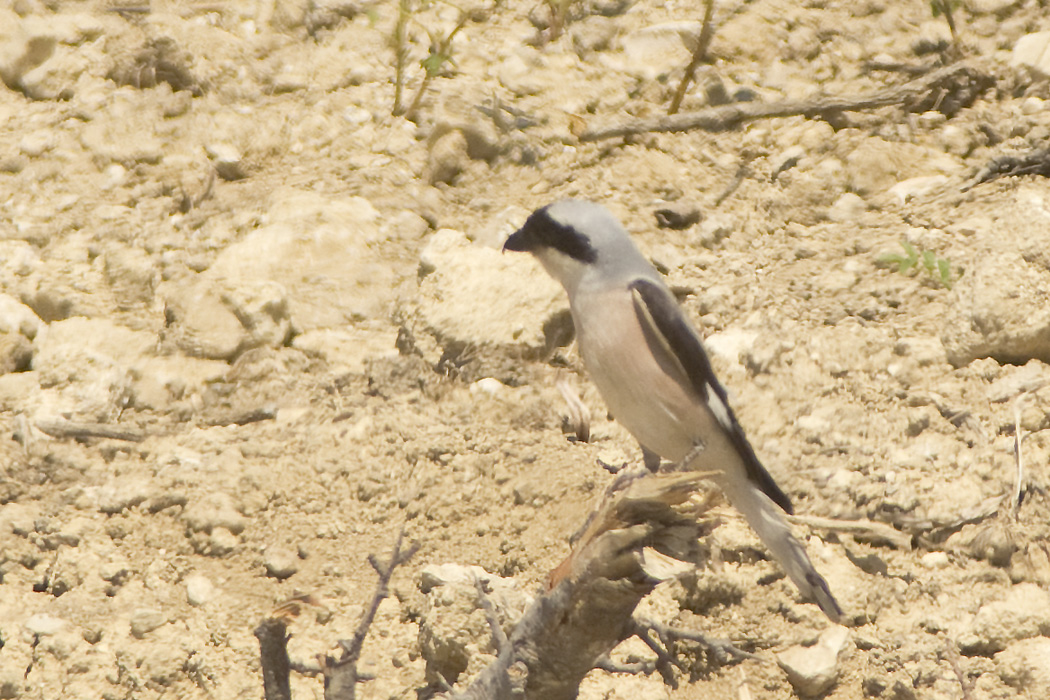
[502,228,531,253]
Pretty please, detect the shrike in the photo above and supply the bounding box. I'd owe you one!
[503,199,841,621]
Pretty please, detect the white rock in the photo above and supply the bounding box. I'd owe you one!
[24,613,67,637]
[996,637,1050,696]
[419,564,532,685]
[291,327,399,374]
[130,609,167,638]
[888,175,949,205]
[417,229,563,353]
[205,142,247,181]
[920,551,950,569]
[263,546,299,580]
[31,318,154,419]
[961,583,1050,654]
[777,626,851,696]
[941,247,1050,367]
[32,318,153,385]
[469,378,504,397]
[202,192,393,332]
[182,492,248,535]
[579,673,670,700]
[827,193,867,222]
[18,130,54,157]
[1020,97,1045,115]
[617,22,703,80]
[987,360,1050,403]
[1011,31,1050,77]
[704,329,759,365]
[185,574,217,606]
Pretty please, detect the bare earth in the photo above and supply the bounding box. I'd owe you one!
[2,0,1050,698]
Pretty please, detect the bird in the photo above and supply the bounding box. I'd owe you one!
[503,199,842,622]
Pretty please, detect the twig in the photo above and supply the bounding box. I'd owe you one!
[963,146,1050,190]
[206,407,278,427]
[35,420,145,442]
[943,638,973,700]
[736,666,754,700]
[593,656,655,675]
[713,160,750,207]
[581,61,983,141]
[787,514,913,550]
[668,0,717,115]
[1011,395,1025,519]
[324,530,419,700]
[473,576,510,655]
[633,616,760,667]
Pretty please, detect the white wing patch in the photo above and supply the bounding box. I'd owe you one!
[705,387,733,431]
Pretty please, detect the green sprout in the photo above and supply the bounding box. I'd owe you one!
[878,241,953,289]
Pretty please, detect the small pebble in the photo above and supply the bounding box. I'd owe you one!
[130,609,167,638]
[921,551,950,569]
[827,193,866,222]
[24,614,67,637]
[185,573,217,606]
[470,378,504,397]
[654,202,701,230]
[264,546,299,580]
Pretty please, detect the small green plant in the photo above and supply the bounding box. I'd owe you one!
[878,241,953,289]
[390,1,495,119]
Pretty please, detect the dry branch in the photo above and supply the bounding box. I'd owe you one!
[667,0,718,116]
[450,472,722,700]
[35,420,145,442]
[581,61,989,141]
[255,618,293,700]
[256,595,326,700]
[324,530,419,700]
[788,514,913,550]
[1011,395,1026,519]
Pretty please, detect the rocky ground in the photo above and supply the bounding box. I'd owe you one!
[2,0,1050,698]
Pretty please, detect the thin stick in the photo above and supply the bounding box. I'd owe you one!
[668,0,717,115]
[788,514,913,550]
[473,576,510,654]
[391,0,411,116]
[582,61,979,141]
[943,639,973,700]
[35,420,145,442]
[324,530,419,700]
[1011,395,1025,519]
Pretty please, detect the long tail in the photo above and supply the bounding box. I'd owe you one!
[721,480,843,622]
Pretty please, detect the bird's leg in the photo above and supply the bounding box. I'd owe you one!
[665,441,707,473]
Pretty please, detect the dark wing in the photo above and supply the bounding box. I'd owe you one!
[629,278,794,514]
